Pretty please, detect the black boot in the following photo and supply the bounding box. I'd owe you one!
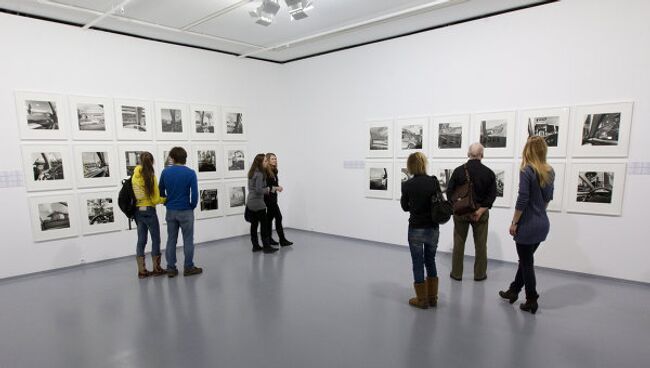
[277,226,292,246]
[262,237,279,254]
[499,289,519,304]
[520,298,539,314]
[280,239,293,246]
[269,238,279,245]
[251,235,263,252]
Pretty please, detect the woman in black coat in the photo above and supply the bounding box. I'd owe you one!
[264,153,293,246]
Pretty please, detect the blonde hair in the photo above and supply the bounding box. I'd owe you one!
[521,136,552,187]
[407,152,427,176]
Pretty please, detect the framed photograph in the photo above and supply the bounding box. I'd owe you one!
[396,117,429,157]
[69,95,115,140]
[21,144,74,192]
[365,160,394,199]
[155,102,189,140]
[482,161,514,208]
[196,181,224,219]
[28,193,79,242]
[224,180,247,215]
[571,102,633,157]
[518,107,570,158]
[117,144,156,179]
[367,120,394,158]
[190,104,221,141]
[430,114,470,158]
[222,107,246,141]
[429,160,463,195]
[73,145,118,188]
[393,160,411,200]
[114,99,154,140]
[471,111,516,158]
[78,190,124,235]
[566,162,626,216]
[512,161,566,212]
[15,91,68,140]
[156,143,193,174]
[192,144,222,180]
[223,145,248,178]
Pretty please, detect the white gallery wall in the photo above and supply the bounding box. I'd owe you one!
[281,0,650,283]
[0,13,289,279]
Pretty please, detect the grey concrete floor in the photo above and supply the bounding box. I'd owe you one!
[1,229,649,368]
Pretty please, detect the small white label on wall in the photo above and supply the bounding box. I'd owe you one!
[628,162,650,175]
[0,170,25,188]
[343,160,365,170]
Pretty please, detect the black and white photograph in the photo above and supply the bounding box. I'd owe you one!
[396,118,428,157]
[115,99,154,140]
[155,102,188,140]
[82,152,110,178]
[529,116,560,147]
[86,198,115,225]
[29,194,79,241]
[161,108,183,133]
[15,92,68,140]
[76,103,106,131]
[196,111,215,133]
[119,144,155,179]
[482,161,513,207]
[472,112,516,157]
[369,167,388,190]
[480,119,507,148]
[432,168,454,193]
[124,151,143,177]
[431,115,469,158]
[571,103,633,157]
[401,125,423,150]
[69,96,114,140]
[197,150,216,172]
[224,146,247,178]
[32,152,64,181]
[155,144,189,174]
[393,161,413,199]
[367,120,393,158]
[567,163,626,216]
[195,182,224,220]
[193,145,221,180]
[201,189,219,211]
[495,170,505,197]
[190,105,220,140]
[576,171,614,203]
[74,145,117,188]
[122,105,147,132]
[230,186,245,207]
[78,191,124,235]
[22,145,73,191]
[222,108,247,140]
[370,126,389,150]
[438,123,463,149]
[365,161,393,199]
[518,108,569,158]
[224,180,247,215]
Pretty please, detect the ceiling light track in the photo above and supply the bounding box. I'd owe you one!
[249,0,314,26]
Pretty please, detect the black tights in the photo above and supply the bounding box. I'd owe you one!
[509,242,540,299]
[250,209,271,246]
[266,202,287,241]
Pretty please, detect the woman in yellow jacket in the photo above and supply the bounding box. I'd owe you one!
[132,152,166,278]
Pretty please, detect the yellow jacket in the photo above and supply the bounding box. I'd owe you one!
[132,165,165,207]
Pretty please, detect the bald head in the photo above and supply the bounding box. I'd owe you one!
[468,143,484,160]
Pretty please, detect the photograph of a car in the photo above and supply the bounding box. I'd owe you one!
[25,100,58,130]
[197,150,216,172]
[39,201,70,231]
[86,198,115,225]
[76,103,106,131]
[401,125,423,150]
[438,123,462,149]
[195,110,215,133]
[200,189,219,211]
[528,116,559,147]
[226,112,243,134]
[480,119,507,148]
[230,186,245,207]
[161,108,183,133]
[369,167,388,190]
[577,171,613,203]
[121,105,146,131]
[582,113,620,146]
[32,152,64,181]
[370,126,389,150]
[82,152,110,178]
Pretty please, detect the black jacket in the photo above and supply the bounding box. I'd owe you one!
[265,171,279,205]
[400,174,439,229]
[446,159,497,209]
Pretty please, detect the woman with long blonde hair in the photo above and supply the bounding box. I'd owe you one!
[264,153,292,246]
[499,136,554,314]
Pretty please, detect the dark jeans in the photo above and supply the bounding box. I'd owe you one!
[265,202,287,241]
[408,226,439,284]
[134,207,161,257]
[509,242,540,299]
[165,209,195,270]
[250,208,271,246]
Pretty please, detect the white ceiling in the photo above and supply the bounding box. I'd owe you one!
[0,0,554,62]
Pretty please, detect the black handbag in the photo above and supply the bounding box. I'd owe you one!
[431,179,453,224]
[244,206,253,223]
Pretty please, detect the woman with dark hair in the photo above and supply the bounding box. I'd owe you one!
[264,153,292,247]
[132,152,166,278]
[247,154,278,254]
[499,136,554,314]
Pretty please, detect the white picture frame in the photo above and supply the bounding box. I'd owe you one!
[117,144,156,179]
[517,107,570,158]
[512,161,566,213]
[566,162,626,216]
[28,193,79,242]
[482,161,514,208]
[190,104,221,141]
[69,95,115,140]
[193,144,222,180]
[471,111,516,158]
[196,181,224,219]
[571,102,633,157]
[224,179,247,216]
[365,160,394,199]
[393,160,411,200]
[430,114,470,158]
[114,98,154,140]
[73,144,118,188]
[155,101,189,140]
[222,107,247,141]
[223,145,248,178]
[21,144,74,192]
[396,117,429,158]
[78,190,125,235]
[15,91,68,140]
[367,120,394,158]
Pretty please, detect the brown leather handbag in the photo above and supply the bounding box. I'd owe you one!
[451,165,478,216]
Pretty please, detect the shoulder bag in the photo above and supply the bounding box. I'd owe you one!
[451,164,478,216]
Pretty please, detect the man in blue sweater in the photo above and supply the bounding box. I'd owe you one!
[159,147,202,277]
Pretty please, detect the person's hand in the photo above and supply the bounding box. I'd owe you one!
[277,186,283,193]
[509,223,518,237]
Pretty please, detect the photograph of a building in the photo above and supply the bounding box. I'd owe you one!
[197,150,216,172]
[124,151,143,176]
[480,119,507,148]
[438,123,462,149]
[121,105,146,131]
[38,201,70,231]
[228,150,245,171]
[401,125,423,150]
[528,116,559,147]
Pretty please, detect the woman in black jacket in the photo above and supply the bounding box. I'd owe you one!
[264,153,293,246]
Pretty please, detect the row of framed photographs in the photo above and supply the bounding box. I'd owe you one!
[367,102,633,159]
[15,91,247,141]
[28,180,248,242]
[21,143,249,192]
[365,159,627,216]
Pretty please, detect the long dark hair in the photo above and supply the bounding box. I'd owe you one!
[265,152,277,179]
[247,154,266,179]
[140,152,155,198]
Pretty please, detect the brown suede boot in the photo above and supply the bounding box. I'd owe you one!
[151,255,167,276]
[408,282,428,309]
[426,277,439,307]
[136,256,151,279]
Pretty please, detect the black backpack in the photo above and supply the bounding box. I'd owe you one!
[118,177,137,222]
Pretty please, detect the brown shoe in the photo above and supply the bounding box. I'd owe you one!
[136,256,151,279]
[183,266,203,276]
[426,277,439,307]
[408,282,428,309]
[151,255,167,276]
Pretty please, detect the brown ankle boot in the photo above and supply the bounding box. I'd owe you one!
[408,282,429,309]
[151,255,167,276]
[136,256,151,279]
[426,277,439,307]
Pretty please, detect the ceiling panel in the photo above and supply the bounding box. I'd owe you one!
[112,0,240,29]
[0,0,98,24]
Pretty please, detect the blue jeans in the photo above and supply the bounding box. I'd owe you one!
[165,209,195,270]
[408,226,439,283]
[134,207,161,257]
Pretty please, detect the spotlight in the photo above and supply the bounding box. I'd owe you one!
[285,0,313,21]
[249,0,281,26]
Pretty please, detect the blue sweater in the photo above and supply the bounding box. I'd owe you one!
[514,165,554,244]
[159,165,198,211]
